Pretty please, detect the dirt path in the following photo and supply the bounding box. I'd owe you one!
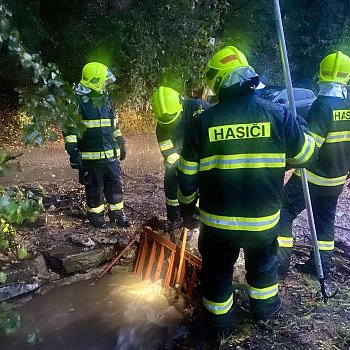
[1,135,164,185]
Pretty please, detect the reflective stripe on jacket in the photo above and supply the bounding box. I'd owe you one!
[178,93,318,231]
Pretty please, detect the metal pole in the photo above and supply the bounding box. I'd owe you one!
[272,0,328,299]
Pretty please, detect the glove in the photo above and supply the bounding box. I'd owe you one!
[181,203,200,230]
[69,151,82,170]
[183,214,200,230]
[117,136,126,161]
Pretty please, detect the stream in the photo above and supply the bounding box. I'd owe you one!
[0,272,184,350]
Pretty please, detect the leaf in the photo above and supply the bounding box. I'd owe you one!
[48,131,58,142]
[0,271,6,284]
[17,247,27,260]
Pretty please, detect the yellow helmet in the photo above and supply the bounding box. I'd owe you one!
[318,51,350,85]
[205,46,252,94]
[80,62,116,93]
[152,86,183,125]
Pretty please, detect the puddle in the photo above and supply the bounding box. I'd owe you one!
[0,272,183,350]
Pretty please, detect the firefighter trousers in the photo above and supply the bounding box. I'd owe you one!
[198,224,280,331]
[79,160,124,220]
[277,174,340,275]
[164,166,180,221]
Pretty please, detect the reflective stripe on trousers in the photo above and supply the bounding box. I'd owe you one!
[109,202,123,211]
[203,294,233,315]
[247,283,278,300]
[277,236,293,248]
[88,203,105,214]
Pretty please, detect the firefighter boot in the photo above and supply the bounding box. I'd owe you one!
[87,213,107,229]
[109,210,131,228]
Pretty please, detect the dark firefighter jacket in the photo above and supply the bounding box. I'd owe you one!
[178,92,318,232]
[294,96,350,194]
[63,91,125,167]
[156,99,211,168]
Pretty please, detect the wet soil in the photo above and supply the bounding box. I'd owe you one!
[0,135,350,350]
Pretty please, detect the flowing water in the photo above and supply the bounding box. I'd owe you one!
[0,272,184,350]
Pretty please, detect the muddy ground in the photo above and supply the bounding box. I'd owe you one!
[1,132,350,350]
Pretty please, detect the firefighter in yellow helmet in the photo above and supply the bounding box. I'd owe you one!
[63,62,130,228]
[177,46,317,337]
[278,51,350,277]
[152,86,210,231]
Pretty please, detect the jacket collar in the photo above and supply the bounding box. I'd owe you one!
[318,82,347,98]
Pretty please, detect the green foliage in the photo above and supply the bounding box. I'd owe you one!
[0,187,44,261]
[1,4,85,146]
[0,303,21,334]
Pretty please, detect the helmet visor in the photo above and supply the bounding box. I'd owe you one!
[105,69,116,86]
[158,112,181,125]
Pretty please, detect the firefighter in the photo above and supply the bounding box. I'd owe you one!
[63,62,130,229]
[277,51,350,277]
[177,46,317,336]
[152,86,210,231]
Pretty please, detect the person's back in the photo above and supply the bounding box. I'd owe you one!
[152,86,209,229]
[298,95,350,189]
[278,51,350,277]
[178,45,317,338]
[191,93,299,224]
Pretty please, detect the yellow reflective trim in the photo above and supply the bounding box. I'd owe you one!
[310,131,325,148]
[177,189,196,204]
[199,153,285,171]
[114,129,122,137]
[199,209,280,231]
[203,294,233,315]
[325,131,350,143]
[178,157,199,175]
[208,122,271,142]
[333,109,350,121]
[318,240,334,251]
[81,150,115,160]
[295,169,347,187]
[247,283,278,300]
[109,202,123,211]
[166,197,179,206]
[166,153,180,165]
[159,139,174,151]
[83,119,112,128]
[64,135,77,143]
[278,236,293,248]
[287,133,315,165]
[116,148,121,157]
[88,204,105,214]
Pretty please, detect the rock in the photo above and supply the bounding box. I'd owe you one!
[42,244,116,274]
[0,254,59,301]
[110,264,133,274]
[70,234,96,248]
